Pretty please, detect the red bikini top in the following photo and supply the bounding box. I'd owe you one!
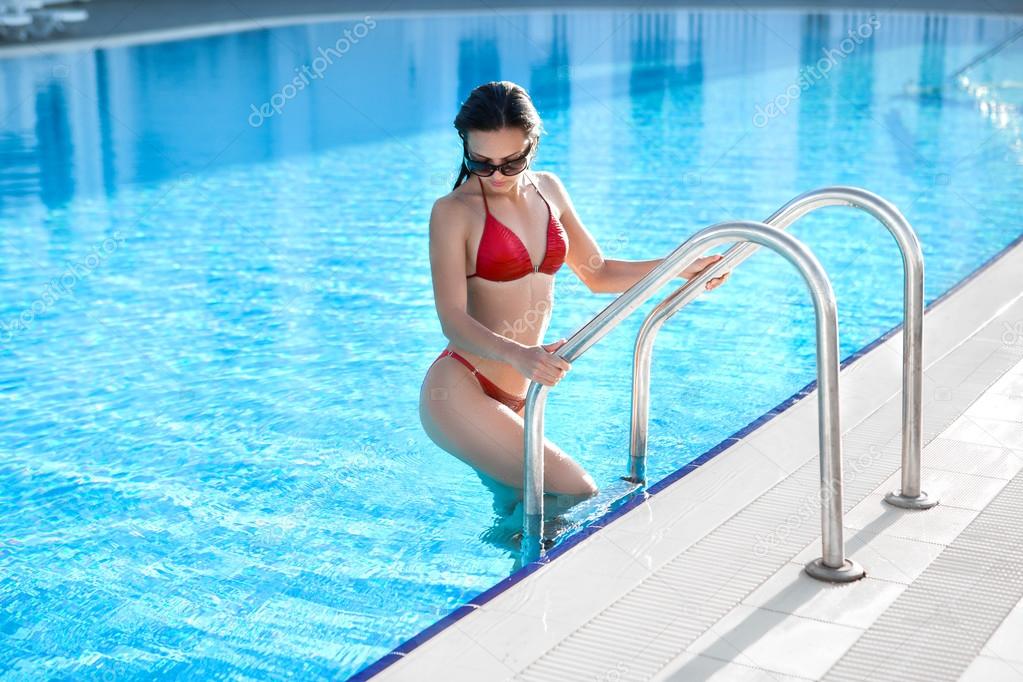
[466,174,567,282]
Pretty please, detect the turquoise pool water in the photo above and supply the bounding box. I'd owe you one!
[1,8,1021,680]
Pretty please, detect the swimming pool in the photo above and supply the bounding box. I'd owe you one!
[1,6,1021,680]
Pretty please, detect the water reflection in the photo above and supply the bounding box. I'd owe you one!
[2,9,1018,220]
[920,14,949,98]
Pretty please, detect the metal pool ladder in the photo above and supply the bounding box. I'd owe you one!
[520,187,932,584]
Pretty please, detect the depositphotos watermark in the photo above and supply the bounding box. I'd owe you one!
[0,232,126,343]
[248,16,377,128]
[752,442,885,557]
[753,15,881,128]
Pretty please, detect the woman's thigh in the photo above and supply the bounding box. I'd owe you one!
[420,356,598,498]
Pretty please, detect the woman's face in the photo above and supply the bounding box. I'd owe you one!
[464,128,532,193]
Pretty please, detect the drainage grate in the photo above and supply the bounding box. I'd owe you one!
[823,467,1023,682]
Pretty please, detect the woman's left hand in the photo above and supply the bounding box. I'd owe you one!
[679,254,731,291]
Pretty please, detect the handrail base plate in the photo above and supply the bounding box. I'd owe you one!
[884,489,939,510]
[804,557,867,583]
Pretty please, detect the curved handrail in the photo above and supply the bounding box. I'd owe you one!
[521,220,866,583]
[907,26,1023,96]
[951,26,1023,88]
[630,187,934,510]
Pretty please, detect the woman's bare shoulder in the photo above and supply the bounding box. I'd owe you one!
[534,170,569,200]
[431,183,481,223]
[435,183,482,214]
[534,170,571,214]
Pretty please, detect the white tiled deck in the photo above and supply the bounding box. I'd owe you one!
[657,375,1023,682]
[375,237,1023,682]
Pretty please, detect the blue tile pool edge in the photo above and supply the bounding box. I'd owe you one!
[349,228,1023,681]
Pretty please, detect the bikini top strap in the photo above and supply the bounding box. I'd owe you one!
[527,172,551,209]
[476,175,490,214]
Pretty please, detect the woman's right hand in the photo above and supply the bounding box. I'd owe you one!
[510,338,573,387]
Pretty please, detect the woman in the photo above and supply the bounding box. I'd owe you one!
[419,81,729,506]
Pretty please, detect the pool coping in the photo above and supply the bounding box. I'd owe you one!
[351,230,1023,681]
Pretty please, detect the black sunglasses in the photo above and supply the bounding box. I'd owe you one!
[462,139,534,177]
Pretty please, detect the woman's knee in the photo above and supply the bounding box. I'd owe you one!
[547,473,598,498]
[543,452,599,497]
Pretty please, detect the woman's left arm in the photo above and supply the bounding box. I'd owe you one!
[540,171,730,295]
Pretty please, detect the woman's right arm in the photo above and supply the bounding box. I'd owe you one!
[428,197,526,363]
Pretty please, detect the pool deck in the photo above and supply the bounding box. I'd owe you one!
[371,233,1023,681]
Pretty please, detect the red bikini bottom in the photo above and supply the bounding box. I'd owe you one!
[432,349,527,413]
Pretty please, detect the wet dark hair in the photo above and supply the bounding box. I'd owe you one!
[452,81,544,190]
